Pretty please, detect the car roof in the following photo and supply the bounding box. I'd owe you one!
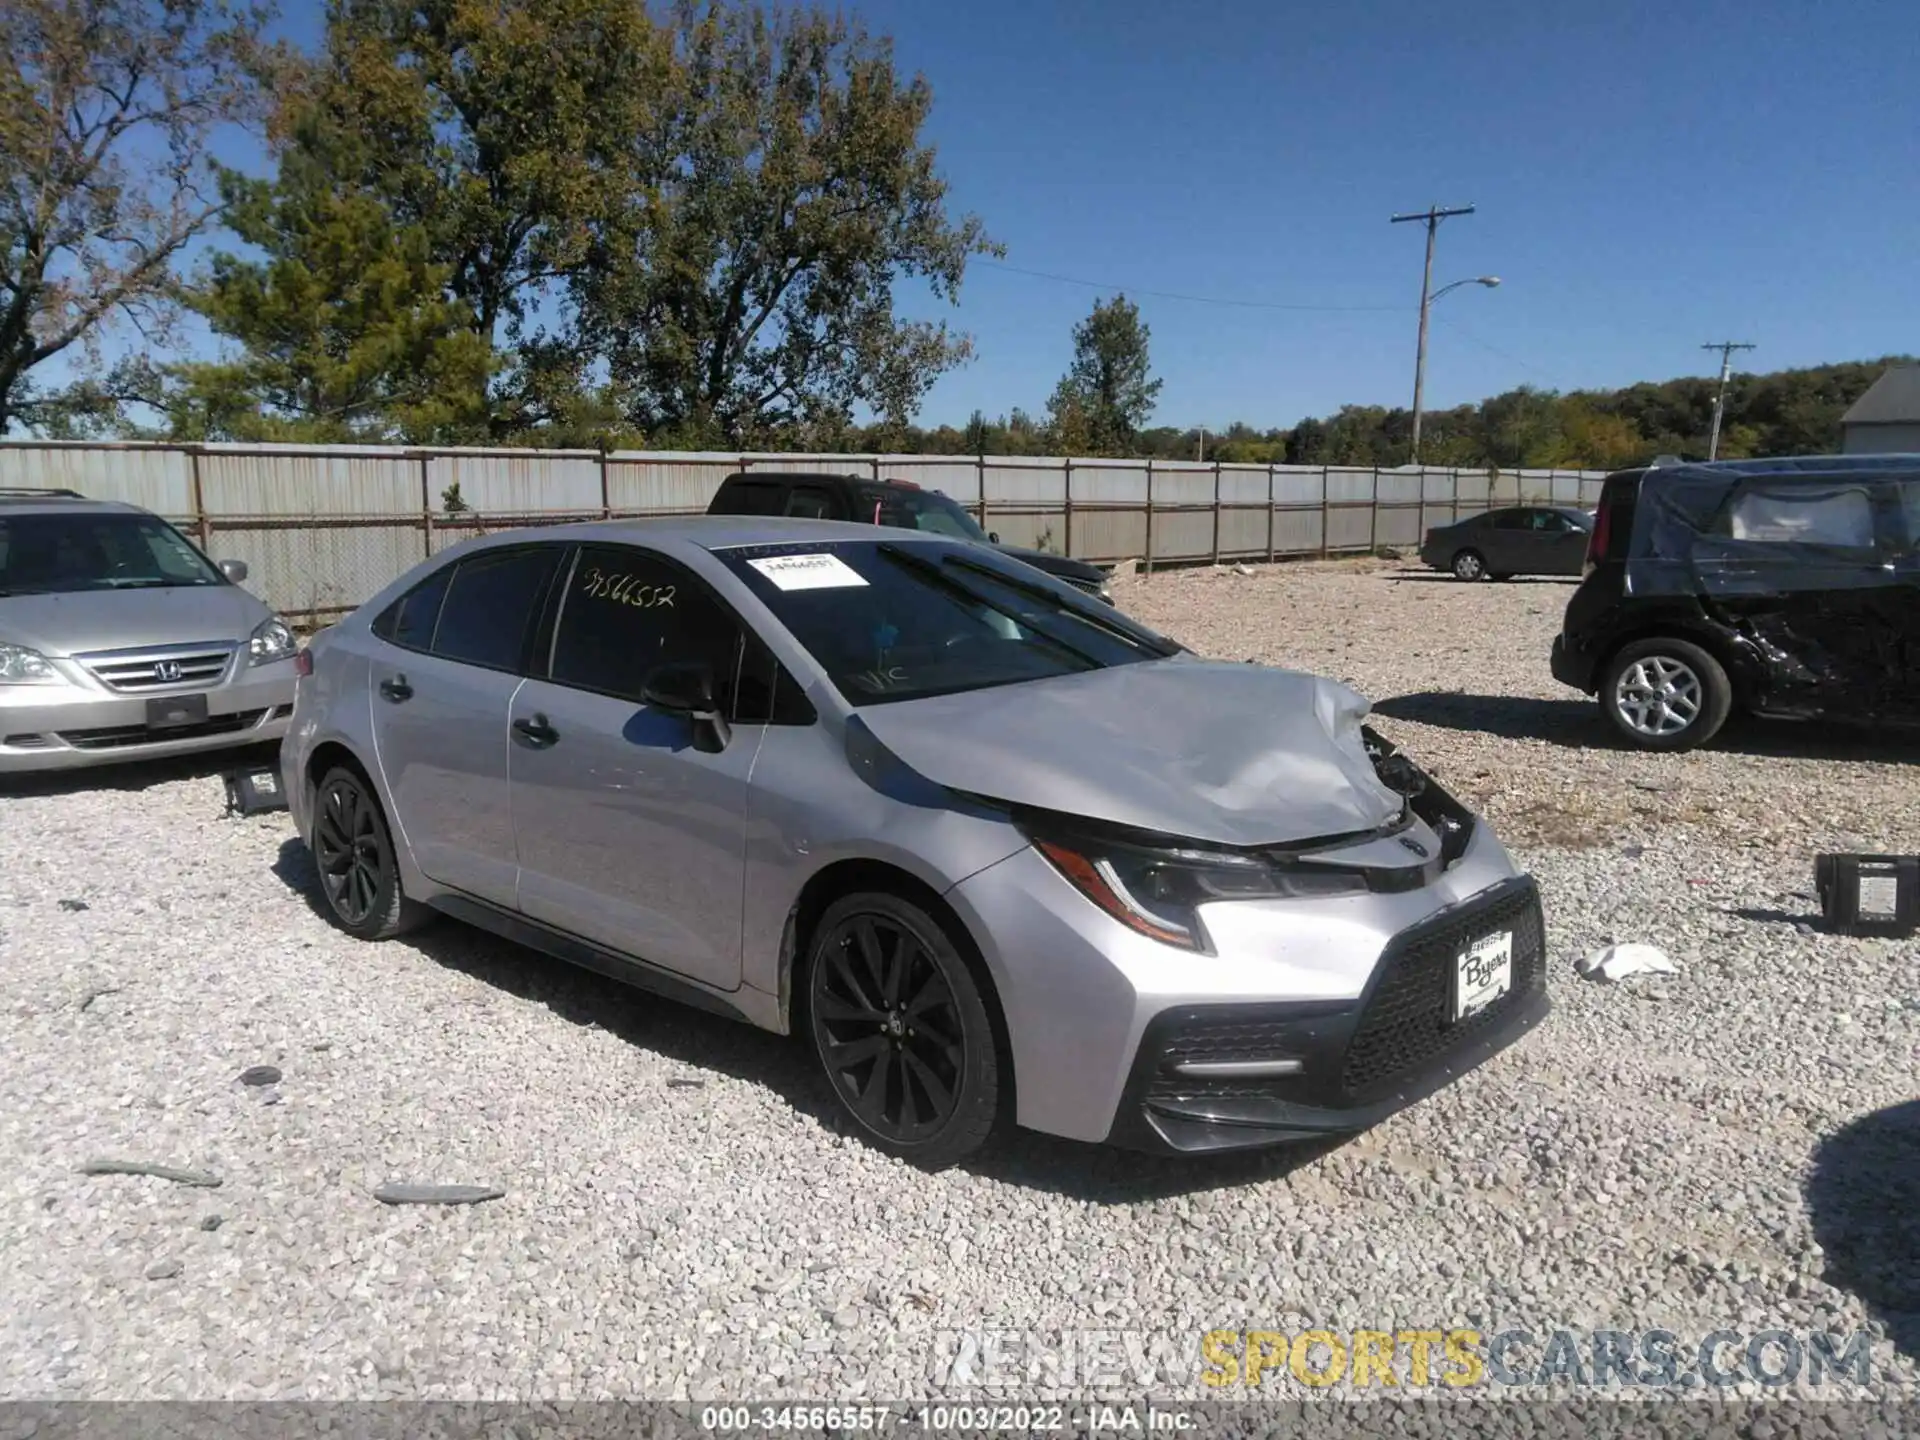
[720,471,866,485]
[0,490,147,517]
[1634,454,1920,485]
[721,472,942,492]
[464,514,948,553]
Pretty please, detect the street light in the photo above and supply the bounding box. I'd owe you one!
[1411,276,1500,464]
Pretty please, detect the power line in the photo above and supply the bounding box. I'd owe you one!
[1430,313,1564,386]
[974,259,1409,313]
[1701,341,1756,460]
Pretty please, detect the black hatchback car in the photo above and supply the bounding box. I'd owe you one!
[1420,505,1593,581]
[1550,455,1920,750]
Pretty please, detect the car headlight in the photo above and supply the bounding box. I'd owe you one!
[249,616,296,666]
[1025,824,1366,952]
[0,642,61,685]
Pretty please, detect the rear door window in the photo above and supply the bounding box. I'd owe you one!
[1487,510,1530,529]
[1723,485,1876,551]
[373,565,455,651]
[430,547,564,671]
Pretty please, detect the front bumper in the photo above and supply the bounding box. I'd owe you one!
[0,665,296,773]
[1550,633,1596,693]
[1104,876,1548,1153]
[947,770,1549,1152]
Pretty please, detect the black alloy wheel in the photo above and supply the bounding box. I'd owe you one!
[312,766,426,940]
[806,893,1003,1167]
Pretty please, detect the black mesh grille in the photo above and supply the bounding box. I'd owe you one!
[1143,1009,1343,1104]
[1340,883,1545,1100]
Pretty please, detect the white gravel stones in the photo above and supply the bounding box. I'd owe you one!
[0,557,1914,1403]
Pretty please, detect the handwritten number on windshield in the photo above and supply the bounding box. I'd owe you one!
[581,567,675,610]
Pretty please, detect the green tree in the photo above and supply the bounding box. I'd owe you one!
[171,0,661,438]
[579,1,997,447]
[167,166,493,441]
[0,0,278,433]
[1045,294,1162,455]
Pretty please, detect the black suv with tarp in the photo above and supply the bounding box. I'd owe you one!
[1551,455,1920,750]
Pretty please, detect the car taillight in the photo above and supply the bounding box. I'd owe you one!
[1584,504,1610,575]
[294,649,313,677]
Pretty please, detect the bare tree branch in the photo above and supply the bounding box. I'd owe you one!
[0,0,277,432]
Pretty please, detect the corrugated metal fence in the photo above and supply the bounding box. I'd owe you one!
[0,440,1608,622]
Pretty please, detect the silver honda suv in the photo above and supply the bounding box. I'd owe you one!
[285,516,1549,1167]
[0,489,298,772]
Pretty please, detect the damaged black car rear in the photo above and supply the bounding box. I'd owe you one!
[1551,455,1920,750]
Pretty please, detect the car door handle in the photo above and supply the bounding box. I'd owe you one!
[512,714,559,748]
[378,675,413,703]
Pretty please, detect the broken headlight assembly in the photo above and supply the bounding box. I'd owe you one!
[1023,823,1368,953]
[1363,724,1474,867]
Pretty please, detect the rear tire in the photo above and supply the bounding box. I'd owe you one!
[803,892,1005,1169]
[311,765,430,940]
[1601,638,1733,751]
[1452,549,1488,581]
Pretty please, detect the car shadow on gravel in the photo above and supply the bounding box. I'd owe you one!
[270,837,1357,1204]
[0,740,281,799]
[1370,692,1920,764]
[1382,571,1579,585]
[1806,1100,1920,1363]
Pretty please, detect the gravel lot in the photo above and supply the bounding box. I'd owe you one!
[2,558,1916,1408]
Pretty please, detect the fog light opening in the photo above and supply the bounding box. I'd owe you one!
[1168,1058,1306,1079]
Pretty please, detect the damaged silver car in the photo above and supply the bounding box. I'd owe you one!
[284,518,1548,1166]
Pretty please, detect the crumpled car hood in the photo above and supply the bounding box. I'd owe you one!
[849,659,1406,848]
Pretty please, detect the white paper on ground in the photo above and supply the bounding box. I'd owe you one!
[747,552,870,591]
[1576,942,1677,983]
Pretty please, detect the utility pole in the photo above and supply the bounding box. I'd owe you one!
[1392,204,1475,464]
[1701,341,1756,460]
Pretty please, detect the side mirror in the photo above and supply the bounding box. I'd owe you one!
[640,661,731,753]
[988,531,1000,544]
[218,559,249,583]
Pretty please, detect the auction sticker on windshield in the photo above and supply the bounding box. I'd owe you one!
[1454,930,1513,1021]
[747,552,870,591]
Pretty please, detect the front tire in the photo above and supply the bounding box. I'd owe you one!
[1602,638,1733,751]
[1452,549,1487,581]
[311,766,429,940]
[804,892,1004,1169]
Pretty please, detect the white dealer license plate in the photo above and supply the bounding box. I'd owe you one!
[1454,930,1513,1021]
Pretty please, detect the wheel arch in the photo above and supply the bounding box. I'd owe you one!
[777,857,1016,1108]
[1593,624,1756,708]
[306,739,373,797]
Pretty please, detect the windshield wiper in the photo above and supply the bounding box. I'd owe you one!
[874,545,1105,670]
[939,554,1179,656]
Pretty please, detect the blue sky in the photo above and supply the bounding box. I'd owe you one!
[139,0,1920,432]
[868,0,1919,428]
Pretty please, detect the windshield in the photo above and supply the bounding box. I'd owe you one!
[717,539,1175,705]
[0,512,226,596]
[864,485,989,541]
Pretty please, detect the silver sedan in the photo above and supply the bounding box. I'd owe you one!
[283,517,1547,1167]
